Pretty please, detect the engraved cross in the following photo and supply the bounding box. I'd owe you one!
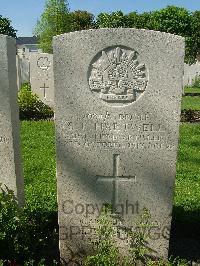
[40,83,49,99]
[96,154,136,208]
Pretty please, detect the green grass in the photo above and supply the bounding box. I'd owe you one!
[181,96,200,110]
[20,121,57,212]
[184,86,200,94]
[19,120,200,262]
[174,123,200,221]
[20,121,200,220]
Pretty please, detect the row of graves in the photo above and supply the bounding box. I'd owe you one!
[17,51,54,107]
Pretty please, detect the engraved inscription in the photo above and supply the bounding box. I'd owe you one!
[89,46,148,106]
[0,136,9,144]
[37,57,51,70]
[63,112,174,150]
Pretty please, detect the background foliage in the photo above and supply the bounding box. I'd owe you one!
[34,0,71,53]
[34,2,200,63]
[95,6,197,64]
[70,10,95,31]
[0,15,16,38]
[18,83,54,120]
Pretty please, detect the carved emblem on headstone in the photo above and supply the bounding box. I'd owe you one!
[88,46,148,105]
[37,57,51,70]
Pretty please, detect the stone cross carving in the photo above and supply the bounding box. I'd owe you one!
[40,83,49,99]
[96,154,136,207]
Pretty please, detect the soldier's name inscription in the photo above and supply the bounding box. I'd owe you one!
[63,112,174,150]
[0,136,9,144]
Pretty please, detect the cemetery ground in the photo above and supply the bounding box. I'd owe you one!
[184,87,200,94]
[182,97,200,110]
[13,88,200,264]
[1,86,199,265]
[182,86,200,110]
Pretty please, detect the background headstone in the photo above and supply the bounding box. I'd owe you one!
[16,55,30,89]
[30,53,54,107]
[183,62,200,87]
[0,34,24,206]
[53,29,184,263]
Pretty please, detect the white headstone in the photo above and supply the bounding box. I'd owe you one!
[30,53,54,107]
[0,35,24,206]
[16,55,30,89]
[183,62,200,86]
[53,29,184,263]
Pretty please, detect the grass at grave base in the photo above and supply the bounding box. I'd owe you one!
[184,86,200,94]
[174,123,200,222]
[19,121,200,262]
[181,96,200,110]
[20,121,57,212]
[20,121,200,222]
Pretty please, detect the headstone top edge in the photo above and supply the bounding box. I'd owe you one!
[30,52,53,55]
[29,52,53,58]
[0,34,15,42]
[53,28,185,42]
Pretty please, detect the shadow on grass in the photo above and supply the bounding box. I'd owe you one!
[24,209,60,263]
[26,207,200,263]
[169,206,200,262]
[1,198,200,264]
[0,209,59,265]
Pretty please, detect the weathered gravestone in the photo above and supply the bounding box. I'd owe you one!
[53,29,184,263]
[30,53,54,107]
[0,35,24,206]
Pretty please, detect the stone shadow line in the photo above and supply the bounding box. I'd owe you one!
[169,206,200,262]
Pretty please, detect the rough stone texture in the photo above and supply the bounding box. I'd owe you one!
[183,62,200,86]
[53,29,185,263]
[0,35,24,206]
[30,53,54,107]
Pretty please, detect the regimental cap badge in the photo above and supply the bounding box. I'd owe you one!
[88,46,148,106]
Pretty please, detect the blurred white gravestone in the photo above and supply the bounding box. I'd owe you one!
[53,29,184,264]
[0,35,24,206]
[183,62,200,86]
[16,55,30,89]
[30,53,54,107]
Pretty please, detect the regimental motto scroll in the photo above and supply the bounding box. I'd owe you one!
[88,46,148,106]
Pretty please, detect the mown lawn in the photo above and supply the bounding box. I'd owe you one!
[184,86,200,94]
[181,96,200,110]
[174,123,200,221]
[20,121,200,221]
[20,121,57,212]
[19,110,200,262]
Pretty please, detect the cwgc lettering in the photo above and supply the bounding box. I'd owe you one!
[53,28,184,264]
[0,35,24,206]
